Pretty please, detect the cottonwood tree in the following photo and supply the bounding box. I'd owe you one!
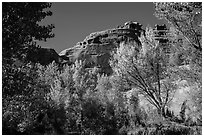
[155,3,202,121]
[110,29,177,117]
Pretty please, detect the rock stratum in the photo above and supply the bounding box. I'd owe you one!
[59,21,144,75]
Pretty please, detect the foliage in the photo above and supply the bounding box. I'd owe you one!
[96,75,129,131]
[2,3,56,134]
[33,62,129,135]
[2,63,39,98]
[2,63,50,134]
[154,2,202,52]
[110,33,177,117]
[2,48,201,135]
[2,2,202,135]
[164,14,202,125]
[129,123,201,135]
[2,2,54,64]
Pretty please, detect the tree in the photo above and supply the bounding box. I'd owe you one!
[2,3,55,134]
[155,3,202,122]
[110,28,177,117]
[154,2,202,52]
[2,2,55,97]
[2,63,51,134]
[2,2,55,64]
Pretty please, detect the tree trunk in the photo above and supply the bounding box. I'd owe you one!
[157,106,166,118]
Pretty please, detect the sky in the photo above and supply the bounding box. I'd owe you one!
[38,2,165,53]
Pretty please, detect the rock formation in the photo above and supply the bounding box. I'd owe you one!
[59,21,144,75]
[26,46,61,66]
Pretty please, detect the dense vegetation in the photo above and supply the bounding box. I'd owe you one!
[2,2,202,135]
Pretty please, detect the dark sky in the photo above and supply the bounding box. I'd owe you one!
[38,2,165,53]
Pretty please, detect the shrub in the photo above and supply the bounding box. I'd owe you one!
[128,123,201,135]
[2,63,51,135]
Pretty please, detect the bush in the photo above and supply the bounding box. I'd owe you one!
[128,123,201,135]
[2,63,52,134]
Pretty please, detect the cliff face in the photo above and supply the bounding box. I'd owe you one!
[59,21,144,75]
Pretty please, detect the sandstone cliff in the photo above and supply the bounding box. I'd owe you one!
[59,21,144,75]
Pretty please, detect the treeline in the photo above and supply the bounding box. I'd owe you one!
[2,2,202,135]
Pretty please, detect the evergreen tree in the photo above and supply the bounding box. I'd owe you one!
[2,2,54,64]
